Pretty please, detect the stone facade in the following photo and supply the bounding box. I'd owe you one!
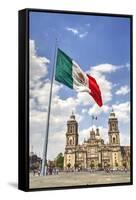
[64,110,130,170]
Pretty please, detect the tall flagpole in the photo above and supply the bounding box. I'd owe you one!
[41,39,58,176]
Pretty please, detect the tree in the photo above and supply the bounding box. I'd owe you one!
[48,160,55,168]
[55,152,64,169]
[30,162,39,171]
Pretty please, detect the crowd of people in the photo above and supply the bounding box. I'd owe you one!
[31,166,128,176]
[31,167,60,176]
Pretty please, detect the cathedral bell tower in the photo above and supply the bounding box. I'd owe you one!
[108,109,120,145]
[64,112,78,169]
[66,112,78,147]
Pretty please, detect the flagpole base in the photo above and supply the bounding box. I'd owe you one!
[40,166,47,176]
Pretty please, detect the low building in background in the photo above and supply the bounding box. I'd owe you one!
[29,152,42,171]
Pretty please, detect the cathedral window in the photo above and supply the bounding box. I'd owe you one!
[72,126,74,132]
[112,123,115,130]
[69,139,72,145]
[67,139,69,145]
[113,137,116,143]
[73,138,75,145]
[71,126,73,133]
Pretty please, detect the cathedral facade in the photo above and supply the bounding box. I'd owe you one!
[64,110,130,170]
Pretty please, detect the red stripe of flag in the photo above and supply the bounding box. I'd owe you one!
[87,74,103,107]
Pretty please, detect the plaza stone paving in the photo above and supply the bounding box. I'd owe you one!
[29,171,130,189]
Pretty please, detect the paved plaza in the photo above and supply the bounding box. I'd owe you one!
[30,171,130,189]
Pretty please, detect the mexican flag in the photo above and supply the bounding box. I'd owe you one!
[55,48,103,107]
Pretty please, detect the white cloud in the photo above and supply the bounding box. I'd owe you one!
[98,126,109,143]
[88,104,110,116]
[90,63,117,74]
[79,32,88,38]
[120,130,130,146]
[112,102,130,123]
[66,27,79,35]
[79,127,92,143]
[76,92,93,106]
[115,85,130,95]
[30,88,82,159]
[30,81,63,111]
[30,40,49,84]
[81,108,88,114]
[113,83,120,88]
[30,109,47,123]
[88,101,130,124]
[125,63,130,70]
[66,27,88,38]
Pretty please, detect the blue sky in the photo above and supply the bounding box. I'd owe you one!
[30,12,130,63]
[29,11,131,159]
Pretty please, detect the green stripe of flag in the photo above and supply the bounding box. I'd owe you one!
[55,48,73,89]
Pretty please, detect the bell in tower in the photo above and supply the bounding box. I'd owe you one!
[108,109,120,145]
[66,111,78,146]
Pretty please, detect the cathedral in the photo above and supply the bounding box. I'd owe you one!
[64,110,130,170]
